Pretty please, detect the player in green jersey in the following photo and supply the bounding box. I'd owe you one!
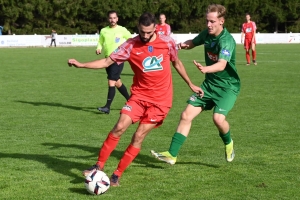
[96,10,132,114]
[151,4,240,164]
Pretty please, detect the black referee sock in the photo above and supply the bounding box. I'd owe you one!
[104,86,116,108]
[117,84,130,101]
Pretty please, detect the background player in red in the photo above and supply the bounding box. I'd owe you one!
[241,13,257,65]
[155,13,171,36]
[68,12,203,186]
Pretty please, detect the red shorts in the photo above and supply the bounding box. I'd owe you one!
[244,38,256,49]
[120,99,171,128]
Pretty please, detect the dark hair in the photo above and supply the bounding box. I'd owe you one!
[107,10,118,17]
[245,13,250,16]
[139,12,156,26]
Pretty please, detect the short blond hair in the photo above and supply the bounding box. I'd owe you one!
[207,4,226,18]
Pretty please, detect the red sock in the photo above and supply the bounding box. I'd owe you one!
[113,144,140,177]
[96,132,120,169]
[252,50,256,61]
[246,51,250,63]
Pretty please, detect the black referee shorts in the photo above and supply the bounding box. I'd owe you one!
[105,62,124,81]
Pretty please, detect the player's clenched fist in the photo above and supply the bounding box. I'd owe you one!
[190,84,204,98]
[96,49,101,55]
[68,59,84,68]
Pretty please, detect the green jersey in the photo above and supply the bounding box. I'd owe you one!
[97,25,132,57]
[192,28,240,92]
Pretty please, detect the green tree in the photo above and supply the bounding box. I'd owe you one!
[0,0,299,35]
[0,0,21,34]
[258,0,300,33]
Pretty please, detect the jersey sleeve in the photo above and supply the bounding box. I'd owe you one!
[192,30,207,46]
[218,39,235,62]
[166,24,171,36]
[109,39,133,65]
[241,23,245,33]
[252,22,257,31]
[96,30,104,50]
[123,27,132,40]
[169,37,178,61]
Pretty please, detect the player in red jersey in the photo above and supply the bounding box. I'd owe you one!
[241,13,257,65]
[155,13,171,36]
[68,12,203,186]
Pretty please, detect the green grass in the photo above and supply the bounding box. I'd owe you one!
[0,44,299,200]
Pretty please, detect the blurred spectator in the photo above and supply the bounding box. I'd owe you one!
[50,30,57,47]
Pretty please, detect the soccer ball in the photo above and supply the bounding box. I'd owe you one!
[84,170,110,195]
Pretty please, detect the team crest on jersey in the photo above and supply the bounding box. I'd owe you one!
[148,46,153,53]
[207,52,218,62]
[115,37,120,43]
[142,54,163,72]
[221,49,230,56]
[246,28,252,33]
[113,47,119,53]
[211,42,216,47]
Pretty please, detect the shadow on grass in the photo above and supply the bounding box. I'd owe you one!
[14,100,121,114]
[0,144,219,196]
[175,161,220,168]
[68,187,89,195]
[42,142,164,170]
[0,152,85,184]
[42,143,220,169]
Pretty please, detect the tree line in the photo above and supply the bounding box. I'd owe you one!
[0,0,299,35]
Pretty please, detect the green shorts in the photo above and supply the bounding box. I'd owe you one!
[187,81,239,116]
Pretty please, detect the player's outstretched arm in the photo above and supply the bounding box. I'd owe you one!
[177,40,195,50]
[68,57,114,69]
[193,59,227,74]
[172,59,204,97]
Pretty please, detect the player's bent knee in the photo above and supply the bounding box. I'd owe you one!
[213,114,226,127]
[131,132,146,146]
[115,79,122,87]
[112,124,127,136]
[180,111,193,122]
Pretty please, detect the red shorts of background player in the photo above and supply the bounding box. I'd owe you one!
[244,38,256,50]
[120,99,170,128]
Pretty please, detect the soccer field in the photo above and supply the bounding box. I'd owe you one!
[0,44,299,199]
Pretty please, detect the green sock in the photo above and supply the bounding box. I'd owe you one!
[168,132,186,157]
[219,130,232,145]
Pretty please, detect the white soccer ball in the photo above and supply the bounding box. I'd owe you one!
[85,170,110,195]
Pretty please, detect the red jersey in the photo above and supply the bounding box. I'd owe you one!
[155,24,171,36]
[110,34,178,107]
[242,21,256,39]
